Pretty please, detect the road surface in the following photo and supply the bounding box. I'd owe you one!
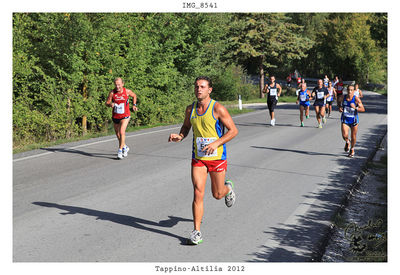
[13,91,387,262]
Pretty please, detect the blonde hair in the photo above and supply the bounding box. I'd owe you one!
[114,77,124,84]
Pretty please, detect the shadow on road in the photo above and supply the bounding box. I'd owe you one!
[40,147,117,160]
[246,92,387,262]
[251,146,339,157]
[32,202,192,245]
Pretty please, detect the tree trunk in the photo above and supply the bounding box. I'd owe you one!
[82,78,88,136]
[66,96,72,138]
[259,56,265,98]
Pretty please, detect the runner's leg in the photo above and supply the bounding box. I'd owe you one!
[300,105,304,123]
[350,124,358,149]
[118,118,130,150]
[321,106,326,116]
[191,166,208,231]
[114,122,121,147]
[341,123,350,143]
[210,170,230,200]
[315,106,321,124]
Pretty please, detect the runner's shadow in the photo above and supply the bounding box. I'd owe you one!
[40,147,117,160]
[32,202,192,245]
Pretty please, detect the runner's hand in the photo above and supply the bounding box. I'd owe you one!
[202,142,218,155]
[169,133,183,142]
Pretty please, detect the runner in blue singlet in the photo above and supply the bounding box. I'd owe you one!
[296,83,311,127]
[340,85,365,157]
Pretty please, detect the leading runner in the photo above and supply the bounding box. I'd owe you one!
[340,85,365,157]
[168,76,238,245]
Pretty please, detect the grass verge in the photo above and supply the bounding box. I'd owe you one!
[13,107,255,154]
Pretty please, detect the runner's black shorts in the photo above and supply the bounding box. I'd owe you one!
[313,101,325,107]
[267,98,277,112]
[112,116,130,124]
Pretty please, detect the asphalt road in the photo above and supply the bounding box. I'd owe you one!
[13,91,387,262]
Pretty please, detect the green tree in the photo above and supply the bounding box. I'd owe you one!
[227,13,314,97]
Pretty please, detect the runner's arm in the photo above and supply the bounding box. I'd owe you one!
[105,91,114,108]
[263,84,268,94]
[277,84,282,96]
[310,89,315,100]
[127,89,138,111]
[168,104,192,142]
[355,97,365,112]
[201,103,238,155]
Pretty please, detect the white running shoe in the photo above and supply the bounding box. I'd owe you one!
[225,180,236,207]
[270,119,276,126]
[117,149,123,159]
[122,145,130,157]
[188,230,203,245]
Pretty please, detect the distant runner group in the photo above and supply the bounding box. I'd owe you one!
[105,74,366,244]
[265,74,365,158]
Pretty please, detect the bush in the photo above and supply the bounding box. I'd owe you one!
[211,65,258,101]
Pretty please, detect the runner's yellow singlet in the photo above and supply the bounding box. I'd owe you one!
[190,99,226,160]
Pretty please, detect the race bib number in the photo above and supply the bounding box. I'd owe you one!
[344,106,355,117]
[300,94,307,101]
[114,103,125,114]
[317,91,324,99]
[196,137,218,157]
[269,88,277,96]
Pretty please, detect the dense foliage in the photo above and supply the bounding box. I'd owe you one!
[13,13,387,148]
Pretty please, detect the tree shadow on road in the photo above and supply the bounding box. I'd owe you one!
[251,146,339,157]
[246,121,387,262]
[32,202,192,245]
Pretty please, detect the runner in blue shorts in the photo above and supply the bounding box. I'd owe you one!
[340,85,365,157]
[311,79,330,128]
[296,83,311,127]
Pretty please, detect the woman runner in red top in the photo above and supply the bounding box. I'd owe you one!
[106,78,138,159]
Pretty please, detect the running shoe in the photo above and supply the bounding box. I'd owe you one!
[306,115,310,119]
[187,230,203,245]
[318,124,322,128]
[270,119,275,126]
[322,116,327,124]
[122,145,130,157]
[225,180,236,207]
[301,122,304,127]
[348,149,355,158]
[117,149,123,159]
[344,141,350,152]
